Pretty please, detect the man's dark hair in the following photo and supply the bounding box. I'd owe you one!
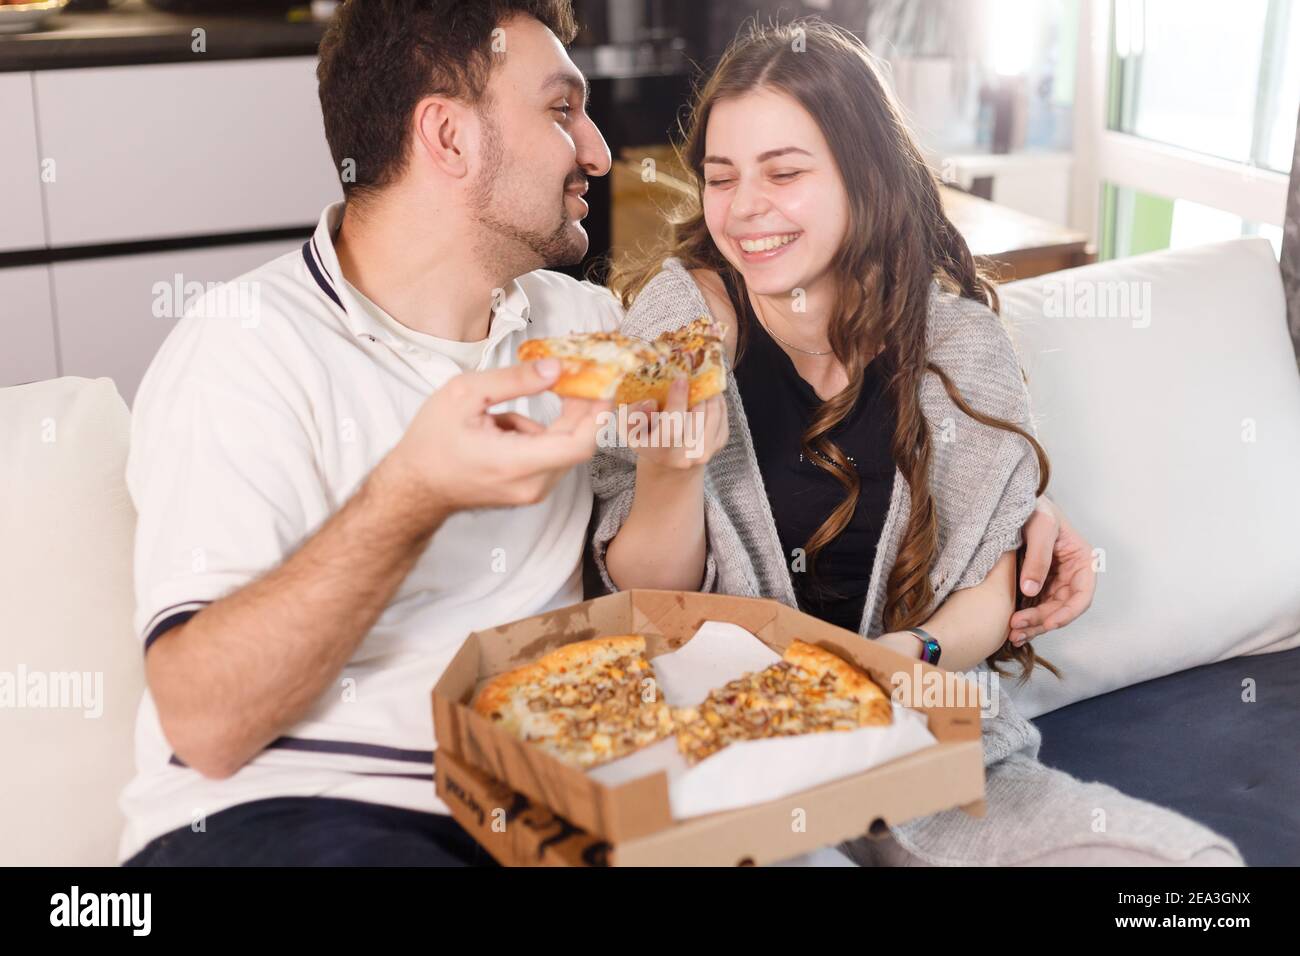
[317,0,579,202]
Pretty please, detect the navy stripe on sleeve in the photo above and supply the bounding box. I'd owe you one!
[266,737,434,764]
[143,605,210,653]
[169,737,435,769]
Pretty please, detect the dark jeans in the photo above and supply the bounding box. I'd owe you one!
[122,797,497,867]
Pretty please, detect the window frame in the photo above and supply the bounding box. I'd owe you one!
[1070,0,1292,244]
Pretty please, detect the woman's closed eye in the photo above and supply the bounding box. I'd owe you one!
[705,170,805,188]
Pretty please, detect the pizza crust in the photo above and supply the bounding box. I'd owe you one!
[784,640,893,723]
[549,359,625,400]
[473,635,645,719]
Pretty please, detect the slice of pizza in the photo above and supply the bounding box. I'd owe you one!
[671,640,893,765]
[654,316,727,407]
[517,332,662,400]
[612,351,689,408]
[615,316,727,409]
[472,635,674,769]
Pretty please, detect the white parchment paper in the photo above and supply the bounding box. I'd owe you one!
[587,621,938,819]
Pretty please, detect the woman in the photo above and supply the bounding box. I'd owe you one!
[591,18,1242,866]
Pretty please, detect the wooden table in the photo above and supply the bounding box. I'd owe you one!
[940,185,1094,280]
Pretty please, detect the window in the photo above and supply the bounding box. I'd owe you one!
[1084,0,1295,259]
[1100,183,1284,259]
[1110,0,1299,173]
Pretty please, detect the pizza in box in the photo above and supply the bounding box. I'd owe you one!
[471,635,892,769]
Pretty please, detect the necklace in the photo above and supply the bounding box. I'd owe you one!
[752,294,832,356]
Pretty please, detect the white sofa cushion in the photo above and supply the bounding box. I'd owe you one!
[1000,238,1300,718]
[0,377,142,865]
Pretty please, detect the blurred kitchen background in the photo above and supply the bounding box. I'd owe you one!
[1,0,1296,402]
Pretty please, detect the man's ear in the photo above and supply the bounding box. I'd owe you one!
[412,96,472,179]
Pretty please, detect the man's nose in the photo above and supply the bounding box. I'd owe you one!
[575,115,612,178]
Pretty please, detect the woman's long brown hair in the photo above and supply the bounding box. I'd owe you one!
[610,18,1058,681]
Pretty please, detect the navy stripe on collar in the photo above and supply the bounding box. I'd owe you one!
[301,239,345,312]
[311,236,337,292]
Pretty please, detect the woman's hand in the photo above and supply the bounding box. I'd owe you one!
[623,377,728,474]
[605,378,726,593]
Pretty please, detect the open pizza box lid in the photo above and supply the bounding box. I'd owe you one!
[431,589,987,866]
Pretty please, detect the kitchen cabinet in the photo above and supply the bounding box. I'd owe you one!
[3,54,333,398]
[34,57,339,247]
[0,266,58,387]
[0,73,45,253]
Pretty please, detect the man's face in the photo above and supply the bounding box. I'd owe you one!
[468,15,610,275]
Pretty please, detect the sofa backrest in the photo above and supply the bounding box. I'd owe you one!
[1000,238,1300,717]
[0,376,143,865]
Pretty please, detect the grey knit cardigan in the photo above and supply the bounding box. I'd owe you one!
[589,257,1244,866]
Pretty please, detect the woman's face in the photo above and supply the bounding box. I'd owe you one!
[701,88,850,298]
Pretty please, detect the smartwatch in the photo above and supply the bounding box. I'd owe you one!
[907,626,942,666]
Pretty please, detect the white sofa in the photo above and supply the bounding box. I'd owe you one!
[1,377,141,866]
[3,238,1297,865]
[1000,237,1300,714]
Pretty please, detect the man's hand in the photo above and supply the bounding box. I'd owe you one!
[1010,496,1097,646]
[386,358,610,526]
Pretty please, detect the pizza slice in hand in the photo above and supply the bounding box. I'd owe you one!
[614,316,726,409]
[472,636,674,769]
[517,317,726,408]
[672,640,893,765]
[517,332,661,400]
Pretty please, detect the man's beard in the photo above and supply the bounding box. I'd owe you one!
[469,114,587,272]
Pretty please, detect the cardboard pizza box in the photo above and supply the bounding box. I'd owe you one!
[431,589,987,866]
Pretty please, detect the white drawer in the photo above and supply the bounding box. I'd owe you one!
[52,239,299,405]
[0,265,58,386]
[35,57,340,247]
[0,74,46,253]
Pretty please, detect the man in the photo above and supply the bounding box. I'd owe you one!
[121,0,1093,866]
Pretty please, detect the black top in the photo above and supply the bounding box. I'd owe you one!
[726,279,897,633]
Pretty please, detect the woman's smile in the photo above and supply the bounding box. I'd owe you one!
[733,230,803,262]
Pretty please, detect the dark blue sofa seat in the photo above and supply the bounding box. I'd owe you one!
[1031,644,1300,866]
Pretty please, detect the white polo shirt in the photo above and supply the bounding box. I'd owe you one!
[118,202,623,862]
